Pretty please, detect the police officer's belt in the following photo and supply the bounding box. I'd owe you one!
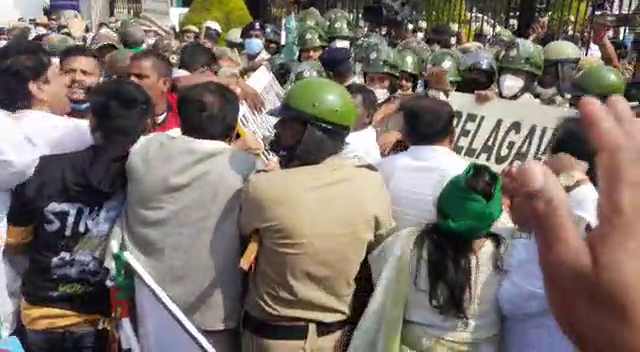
[242,312,346,340]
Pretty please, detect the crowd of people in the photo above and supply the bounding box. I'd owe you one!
[0,3,639,352]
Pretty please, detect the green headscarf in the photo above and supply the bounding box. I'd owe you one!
[436,163,503,240]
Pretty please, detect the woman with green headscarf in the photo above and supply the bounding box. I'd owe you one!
[348,163,507,352]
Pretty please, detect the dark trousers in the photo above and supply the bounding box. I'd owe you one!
[26,328,108,352]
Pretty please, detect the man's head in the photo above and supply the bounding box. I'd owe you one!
[346,84,376,131]
[0,41,70,114]
[550,116,596,186]
[319,47,353,84]
[178,82,239,141]
[179,42,217,74]
[400,95,455,147]
[60,45,102,105]
[88,78,153,147]
[7,26,30,43]
[181,25,199,43]
[202,21,222,47]
[128,50,172,114]
[119,24,146,49]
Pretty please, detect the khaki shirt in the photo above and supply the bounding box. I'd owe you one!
[240,156,396,323]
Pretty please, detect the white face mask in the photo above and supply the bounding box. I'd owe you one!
[499,74,525,99]
[450,37,457,46]
[536,85,558,100]
[416,32,424,41]
[330,39,351,49]
[0,40,7,48]
[372,88,389,103]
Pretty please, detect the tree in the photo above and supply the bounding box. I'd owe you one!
[181,0,253,35]
[548,0,590,34]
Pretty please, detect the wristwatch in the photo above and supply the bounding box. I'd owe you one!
[558,171,589,192]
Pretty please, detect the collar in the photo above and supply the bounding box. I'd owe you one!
[405,145,457,159]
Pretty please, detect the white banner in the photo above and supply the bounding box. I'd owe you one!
[448,92,575,171]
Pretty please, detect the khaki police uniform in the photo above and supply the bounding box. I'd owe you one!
[239,156,396,351]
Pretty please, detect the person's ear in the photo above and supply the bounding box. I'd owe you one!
[28,80,47,105]
[160,76,171,93]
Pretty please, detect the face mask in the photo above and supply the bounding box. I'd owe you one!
[499,74,525,99]
[450,37,457,46]
[372,87,389,103]
[0,40,7,48]
[416,32,424,41]
[244,38,264,56]
[536,85,558,100]
[330,39,351,49]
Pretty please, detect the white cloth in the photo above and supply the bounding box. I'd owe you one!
[404,236,503,343]
[2,109,92,336]
[499,183,599,352]
[11,110,93,156]
[0,111,39,337]
[377,145,468,230]
[341,127,381,165]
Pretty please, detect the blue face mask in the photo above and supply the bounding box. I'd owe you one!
[244,38,264,56]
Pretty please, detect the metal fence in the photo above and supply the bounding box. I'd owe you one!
[111,0,143,17]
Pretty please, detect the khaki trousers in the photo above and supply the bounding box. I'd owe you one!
[241,323,352,352]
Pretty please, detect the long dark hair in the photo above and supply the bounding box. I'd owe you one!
[416,166,505,320]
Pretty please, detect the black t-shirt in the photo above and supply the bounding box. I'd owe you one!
[8,146,128,316]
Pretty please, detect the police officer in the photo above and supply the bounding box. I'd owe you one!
[362,47,400,103]
[326,15,353,49]
[180,25,199,43]
[425,49,463,100]
[537,40,582,106]
[264,24,282,56]
[496,38,544,101]
[320,47,360,86]
[241,21,270,73]
[298,26,327,62]
[458,50,498,94]
[239,78,395,351]
[396,49,420,95]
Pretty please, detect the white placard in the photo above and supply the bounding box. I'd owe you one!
[448,92,576,171]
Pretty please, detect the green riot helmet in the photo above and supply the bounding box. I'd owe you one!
[498,38,544,77]
[298,8,327,32]
[324,9,350,23]
[543,40,582,63]
[298,27,328,50]
[353,33,388,63]
[427,49,462,83]
[397,49,420,76]
[489,28,515,50]
[291,61,327,84]
[326,17,353,40]
[570,65,627,98]
[363,47,400,77]
[276,77,357,128]
[397,38,431,72]
[538,40,582,95]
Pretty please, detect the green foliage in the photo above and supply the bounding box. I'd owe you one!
[181,0,253,35]
[549,0,590,31]
[416,0,468,28]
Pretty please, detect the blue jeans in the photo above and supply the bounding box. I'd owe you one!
[26,328,107,352]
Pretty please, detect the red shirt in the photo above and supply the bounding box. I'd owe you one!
[153,93,181,133]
